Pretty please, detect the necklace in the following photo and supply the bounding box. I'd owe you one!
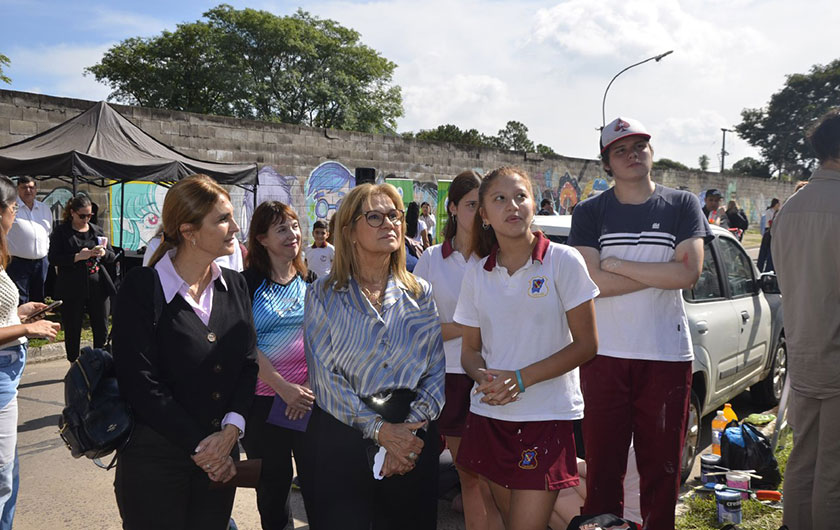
[359,283,384,312]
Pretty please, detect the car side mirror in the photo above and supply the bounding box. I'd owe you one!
[759,272,780,294]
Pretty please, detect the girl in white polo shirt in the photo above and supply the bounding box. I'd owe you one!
[453,167,599,530]
[414,170,502,529]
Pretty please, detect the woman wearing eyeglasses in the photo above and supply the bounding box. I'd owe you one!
[48,195,116,362]
[303,183,445,530]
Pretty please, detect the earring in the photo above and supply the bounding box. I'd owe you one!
[451,214,457,223]
[191,239,196,247]
[482,221,490,231]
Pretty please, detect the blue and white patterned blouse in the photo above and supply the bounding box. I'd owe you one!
[304,274,445,440]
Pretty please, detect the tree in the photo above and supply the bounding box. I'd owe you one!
[495,120,535,152]
[408,124,494,147]
[731,157,771,178]
[736,59,840,176]
[698,154,710,171]
[0,53,10,84]
[653,158,689,171]
[536,144,558,157]
[86,5,403,133]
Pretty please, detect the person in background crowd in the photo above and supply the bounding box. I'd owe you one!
[454,167,599,530]
[143,226,244,271]
[761,198,781,235]
[6,177,52,305]
[414,170,502,530]
[112,174,258,529]
[537,198,559,216]
[303,219,334,278]
[725,199,749,240]
[405,201,430,251]
[420,202,436,242]
[569,117,711,529]
[303,183,444,530]
[702,189,729,228]
[48,195,116,363]
[0,175,61,530]
[773,109,840,530]
[326,215,336,246]
[242,201,315,529]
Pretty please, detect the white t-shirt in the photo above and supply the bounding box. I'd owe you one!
[413,240,479,374]
[142,236,244,271]
[304,243,335,278]
[7,198,52,260]
[421,214,436,239]
[409,219,427,244]
[453,233,599,422]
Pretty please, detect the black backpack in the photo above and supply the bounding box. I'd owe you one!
[58,268,164,469]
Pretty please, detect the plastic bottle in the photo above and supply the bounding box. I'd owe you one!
[723,403,739,423]
[712,410,728,456]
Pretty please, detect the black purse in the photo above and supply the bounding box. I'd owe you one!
[58,346,133,469]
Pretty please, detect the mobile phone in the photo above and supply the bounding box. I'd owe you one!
[24,300,63,322]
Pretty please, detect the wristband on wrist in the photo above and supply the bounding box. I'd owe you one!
[373,417,385,445]
[515,369,526,393]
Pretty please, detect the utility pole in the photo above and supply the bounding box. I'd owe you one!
[720,128,733,173]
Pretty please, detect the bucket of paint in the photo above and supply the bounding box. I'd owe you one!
[726,471,750,499]
[700,454,722,483]
[716,490,742,524]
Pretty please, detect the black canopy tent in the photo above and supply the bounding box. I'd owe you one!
[0,101,259,249]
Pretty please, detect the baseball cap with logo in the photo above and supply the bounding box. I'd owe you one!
[600,117,651,155]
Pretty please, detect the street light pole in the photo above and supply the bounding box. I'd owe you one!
[720,128,733,173]
[601,50,674,128]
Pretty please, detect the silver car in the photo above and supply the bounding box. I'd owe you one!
[532,215,786,482]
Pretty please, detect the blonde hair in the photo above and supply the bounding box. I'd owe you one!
[327,183,421,298]
[147,174,230,266]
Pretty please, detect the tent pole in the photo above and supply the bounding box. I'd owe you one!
[253,173,259,210]
[72,175,77,196]
[120,182,125,249]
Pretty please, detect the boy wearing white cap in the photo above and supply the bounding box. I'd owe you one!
[568,117,712,529]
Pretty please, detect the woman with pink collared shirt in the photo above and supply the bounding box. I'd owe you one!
[112,175,258,529]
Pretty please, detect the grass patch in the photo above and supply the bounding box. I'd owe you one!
[27,314,94,349]
[676,428,792,529]
[741,229,763,249]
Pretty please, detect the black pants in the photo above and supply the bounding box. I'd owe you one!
[60,281,109,362]
[303,406,438,530]
[242,395,310,530]
[113,423,236,530]
[6,256,48,304]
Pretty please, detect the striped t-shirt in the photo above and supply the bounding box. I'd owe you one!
[243,269,308,396]
[568,184,712,362]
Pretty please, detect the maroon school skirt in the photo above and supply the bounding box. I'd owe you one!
[438,373,474,437]
[456,412,579,491]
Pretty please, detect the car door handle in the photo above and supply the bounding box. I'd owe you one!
[696,321,708,334]
[741,311,750,323]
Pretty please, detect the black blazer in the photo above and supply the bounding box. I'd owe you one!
[112,266,259,455]
[48,221,117,300]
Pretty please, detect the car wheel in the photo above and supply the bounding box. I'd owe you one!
[752,335,787,407]
[681,389,701,484]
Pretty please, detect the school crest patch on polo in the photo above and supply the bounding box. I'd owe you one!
[519,449,538,469]
[529,276,548,298]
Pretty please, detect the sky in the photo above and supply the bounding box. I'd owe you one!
[2,0,838,169]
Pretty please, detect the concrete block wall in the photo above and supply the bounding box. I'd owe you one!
[0,88,798,245]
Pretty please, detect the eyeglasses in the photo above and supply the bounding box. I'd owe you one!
[76,213,93,220]
[5,203,18,213]
[359,209,404,228]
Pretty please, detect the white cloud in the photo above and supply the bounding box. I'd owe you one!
[7,43,113,101]
[403,74,513,132]
[86,9,174,38]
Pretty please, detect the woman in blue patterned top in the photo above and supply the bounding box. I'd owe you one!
[303,183,445,530]
[242,201,315,529]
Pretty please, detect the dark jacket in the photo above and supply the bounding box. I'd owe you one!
[726,209,750,231]
[112,266,259,454]
[48,221,117,300]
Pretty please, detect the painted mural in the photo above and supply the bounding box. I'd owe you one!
[306,161,354,226]
[241,166,297,238]
[109,182,168,250]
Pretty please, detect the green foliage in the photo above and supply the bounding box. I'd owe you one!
[698,154,710,171]
[411,124,494,146]
[86,5,403,133]
[407,120,558,154]
[495,120,535,152]
[736,59,840,176]
[653,158,690,171]
[0,53,10,84]
[537,143,558,156]
[731,157,772,178]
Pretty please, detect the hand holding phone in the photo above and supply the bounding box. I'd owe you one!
[22,300,63,323]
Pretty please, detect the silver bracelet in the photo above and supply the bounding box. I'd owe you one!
[373,417,385,445]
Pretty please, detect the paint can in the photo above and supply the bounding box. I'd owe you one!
[716,490,743,524]
[700,454,722,483]
[726,471,751,500]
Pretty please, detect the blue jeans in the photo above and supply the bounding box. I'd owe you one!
[0,344,26,530]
